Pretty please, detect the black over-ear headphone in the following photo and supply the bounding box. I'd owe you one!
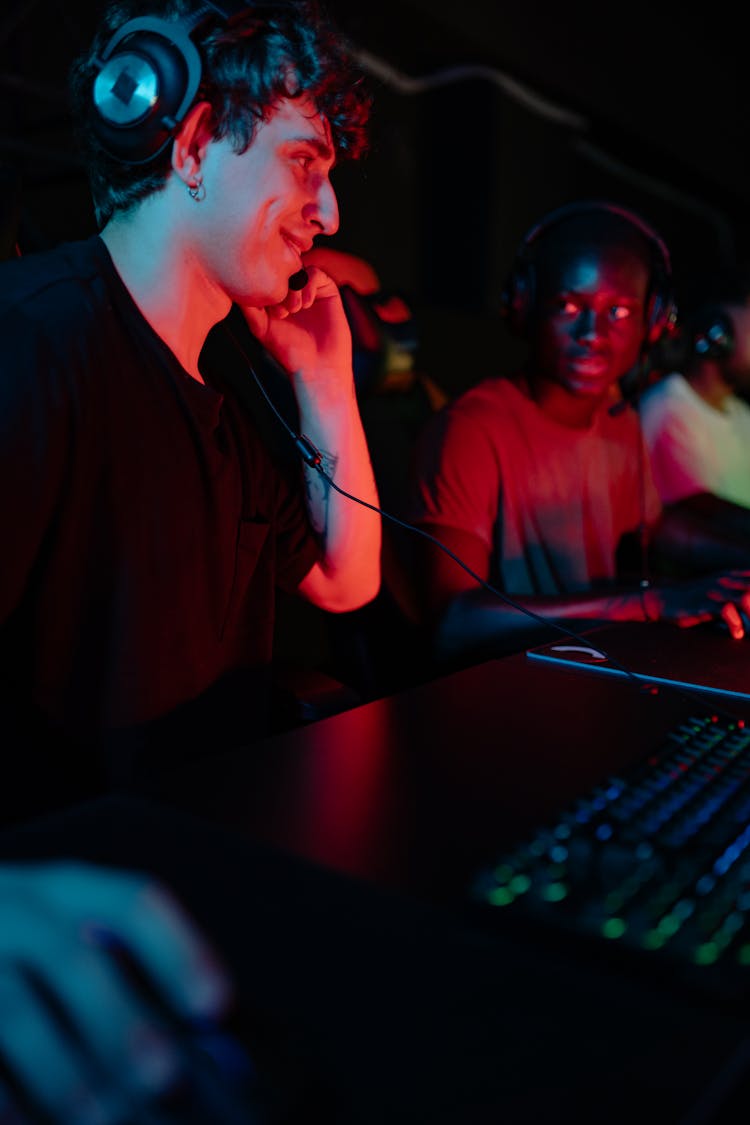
[90,1,249,165]
[691,306,736,360]
[500,200,677,347]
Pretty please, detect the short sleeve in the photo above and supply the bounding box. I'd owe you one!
[408,400,502,551]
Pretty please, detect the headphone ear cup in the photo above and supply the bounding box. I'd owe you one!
[644,274,678,347]
[692,309,735,360]
[90,15,207,164]
[645,291,665,346]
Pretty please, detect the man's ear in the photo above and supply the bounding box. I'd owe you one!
[171,101,214,187]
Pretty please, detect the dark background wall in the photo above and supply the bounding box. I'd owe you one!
[2,0,749,396]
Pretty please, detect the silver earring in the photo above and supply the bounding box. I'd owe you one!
[187,179,206,202]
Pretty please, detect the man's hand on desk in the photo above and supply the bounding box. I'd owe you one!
[0,860,236,1124]
[646,569,750,640]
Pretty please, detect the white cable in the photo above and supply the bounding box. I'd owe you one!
[353,48,589,130]
[352,45,737,260]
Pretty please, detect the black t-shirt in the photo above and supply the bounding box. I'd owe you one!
[0,236,320,806]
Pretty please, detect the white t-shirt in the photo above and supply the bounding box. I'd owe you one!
[639,372,750,508]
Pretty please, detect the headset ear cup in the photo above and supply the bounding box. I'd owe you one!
[90,14,210,165]
[644,273,678,347]
[645,291,665,346]
[92,35,193,162]
[692,309,735,359]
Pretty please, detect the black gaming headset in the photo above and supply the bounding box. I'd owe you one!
[500,200,677,348]
[90,1,250,165]
[691,306,736,360]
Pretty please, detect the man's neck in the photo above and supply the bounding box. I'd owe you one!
[100,205,230,383]
[685,363,734,412]
[523,373,603,429]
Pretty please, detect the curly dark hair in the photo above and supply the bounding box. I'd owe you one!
[69,0,372,227]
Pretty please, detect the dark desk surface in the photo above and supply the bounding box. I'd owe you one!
[156,623,750,904]
[4,624,750,1123]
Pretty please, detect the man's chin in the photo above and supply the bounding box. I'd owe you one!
[232,282,288,311]
[563,370,616,398]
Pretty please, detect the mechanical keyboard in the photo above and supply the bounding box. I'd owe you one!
[472,712,750,1006]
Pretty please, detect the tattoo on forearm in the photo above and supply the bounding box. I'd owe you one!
[304,449,338,537]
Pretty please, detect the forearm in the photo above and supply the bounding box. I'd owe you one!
[239,271,382,610]
[296,376,381,603]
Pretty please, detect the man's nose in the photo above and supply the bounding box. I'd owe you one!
[310,177,339,236]
[576,308,600,339]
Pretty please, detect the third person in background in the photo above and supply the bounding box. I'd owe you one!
[639,265,750,523]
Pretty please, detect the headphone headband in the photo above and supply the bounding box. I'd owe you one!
[520,200,672,275]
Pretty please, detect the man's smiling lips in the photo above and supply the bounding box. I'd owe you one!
[281,232,312,262]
